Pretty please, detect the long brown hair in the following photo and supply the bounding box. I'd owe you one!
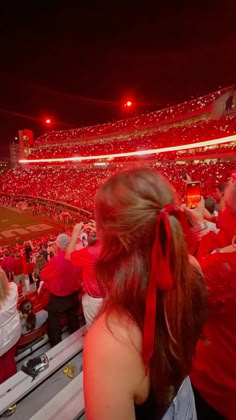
[95,167,207,412]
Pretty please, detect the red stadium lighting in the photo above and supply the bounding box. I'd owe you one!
[19,134,236,165]
[123,100,134,109]
[45,118,51,124]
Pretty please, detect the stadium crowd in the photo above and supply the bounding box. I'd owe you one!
[1,165,236,419]
[0,160,235,211]
[1,87,236,419]
[28,115,236,161]
[34,87,231,145]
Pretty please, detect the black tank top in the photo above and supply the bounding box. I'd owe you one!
[135,378,196,420]
[135,393,163,420]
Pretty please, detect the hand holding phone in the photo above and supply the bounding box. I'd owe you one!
[185,182,201,209]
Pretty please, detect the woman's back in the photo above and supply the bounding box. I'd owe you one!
[84,312,198,420]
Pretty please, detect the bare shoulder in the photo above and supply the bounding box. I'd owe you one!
[84,312,149,412]
[84,312,143,355]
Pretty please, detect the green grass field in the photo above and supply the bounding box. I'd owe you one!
[0,206,63,246]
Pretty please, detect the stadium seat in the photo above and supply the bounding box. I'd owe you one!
[30,372,85,420]
[17,290,39,310]
[26,290,38,303]
[0,326,86,416]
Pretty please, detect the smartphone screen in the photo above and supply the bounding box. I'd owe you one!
[185,182,201,209]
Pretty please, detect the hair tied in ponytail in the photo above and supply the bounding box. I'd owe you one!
[142,204,193,370]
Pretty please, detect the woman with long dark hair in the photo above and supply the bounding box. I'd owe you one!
[83,168,207,420]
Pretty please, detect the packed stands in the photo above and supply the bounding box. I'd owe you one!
[0,161,235,211]
[0,87,236,419]
[27,115,236,163]
[34,86,234,145]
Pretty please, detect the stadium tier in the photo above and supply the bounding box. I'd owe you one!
[1,87,236,210]
[0,87,236,420]
[24,115,236,162]
[33,86,234,145]
[1,161,235,211]
[17,86,236,165]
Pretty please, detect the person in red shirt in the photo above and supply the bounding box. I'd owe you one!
[191,179,236,420]
[40,234,82,346]
[214,182,226,229]
[22,242,35,292]
[1,250,15,280]
[66,222,103,328]
[12,253,24,287]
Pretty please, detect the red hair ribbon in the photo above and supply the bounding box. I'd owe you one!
[142,204,196,369]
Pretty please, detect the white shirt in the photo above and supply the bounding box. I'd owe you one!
[206,220,219,234]
[0,282,21,356]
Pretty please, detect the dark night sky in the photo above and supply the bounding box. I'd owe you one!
[0,1,236,158]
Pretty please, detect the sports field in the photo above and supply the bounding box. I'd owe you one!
[0,206,63,246]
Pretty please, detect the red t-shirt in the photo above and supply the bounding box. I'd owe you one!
[13,258,24,276]
[191,252,236,420]
[40,250,82,297]
[22,255,35,275]
[70,242,102,298]
[197,207,236,259]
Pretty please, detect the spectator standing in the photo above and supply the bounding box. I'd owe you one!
[34,250,47,288]
[40,234,81,347]
[67,225,103,328]
[12,253,24,287]
[22,242,35,291]
[41,243,49,262]
[1,250,15,280]
[214,182,226,228]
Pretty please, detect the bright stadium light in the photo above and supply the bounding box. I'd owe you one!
[19,134,236,165]
[45,118,52,125]
[123,100,134,109]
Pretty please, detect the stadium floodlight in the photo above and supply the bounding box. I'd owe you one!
[123,100,133,108]
[45,118,51,124]
[19,134,236,165]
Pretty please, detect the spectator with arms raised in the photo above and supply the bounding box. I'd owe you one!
[40,234,81,346]
[66,222,103,328]
[84,168,207,420]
